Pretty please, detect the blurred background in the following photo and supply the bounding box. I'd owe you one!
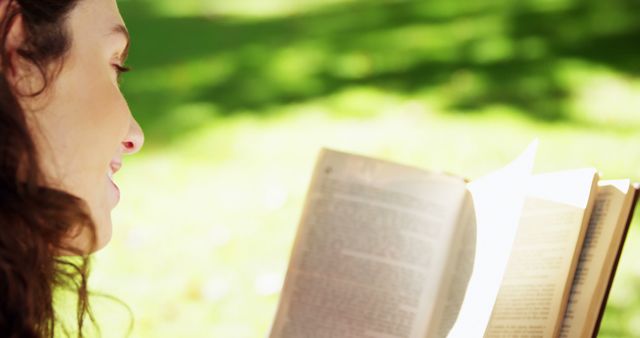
[89,0,640,336]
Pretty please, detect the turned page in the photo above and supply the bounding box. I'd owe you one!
[430,191,476,338]
[484,169,598,338]
[447,140,538,338]
[269,149,468,338]
[559,180,636,338]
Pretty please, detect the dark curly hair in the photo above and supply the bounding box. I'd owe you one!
[0,0,99,337]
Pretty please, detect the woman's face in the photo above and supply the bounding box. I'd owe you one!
[18,0,144,251]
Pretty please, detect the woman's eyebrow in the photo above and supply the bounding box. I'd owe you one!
[110,24,130,64]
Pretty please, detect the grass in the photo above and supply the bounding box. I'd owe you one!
[82,0,640,336]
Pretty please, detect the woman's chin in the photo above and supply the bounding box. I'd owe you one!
[59,212,112,255]
[91,208,113,252]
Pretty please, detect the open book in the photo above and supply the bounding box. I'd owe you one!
[269,144,639,338]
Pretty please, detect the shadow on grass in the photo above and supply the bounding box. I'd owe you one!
[118,0,640,145]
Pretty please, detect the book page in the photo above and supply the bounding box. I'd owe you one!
[448,140,538,338]
[484,169,598,338]
[431,192,476,337]
[559,180,635,338]
[269,149,468,338]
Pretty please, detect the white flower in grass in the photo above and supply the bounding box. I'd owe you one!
[254,273,284,296]
[263,183,288,211]
[202,276,231,302]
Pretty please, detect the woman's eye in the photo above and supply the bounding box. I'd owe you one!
[113,64,131,81]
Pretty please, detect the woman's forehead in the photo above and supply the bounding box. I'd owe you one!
[72,0,125,33]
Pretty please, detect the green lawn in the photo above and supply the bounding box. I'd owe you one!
[84,0,640,336]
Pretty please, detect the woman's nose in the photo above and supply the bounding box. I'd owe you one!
[122,116,144,155]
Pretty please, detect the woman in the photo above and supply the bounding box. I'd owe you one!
[0,0,143,336]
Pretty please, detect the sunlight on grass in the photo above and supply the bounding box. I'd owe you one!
[554,59,640,126]
[89,87,640,337]
[122,0,364,18]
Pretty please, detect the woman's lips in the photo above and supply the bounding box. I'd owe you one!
[110,160,122,175]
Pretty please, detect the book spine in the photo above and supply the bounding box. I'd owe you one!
[591,184,640,337]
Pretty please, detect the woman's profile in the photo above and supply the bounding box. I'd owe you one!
[0,0,143,336]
